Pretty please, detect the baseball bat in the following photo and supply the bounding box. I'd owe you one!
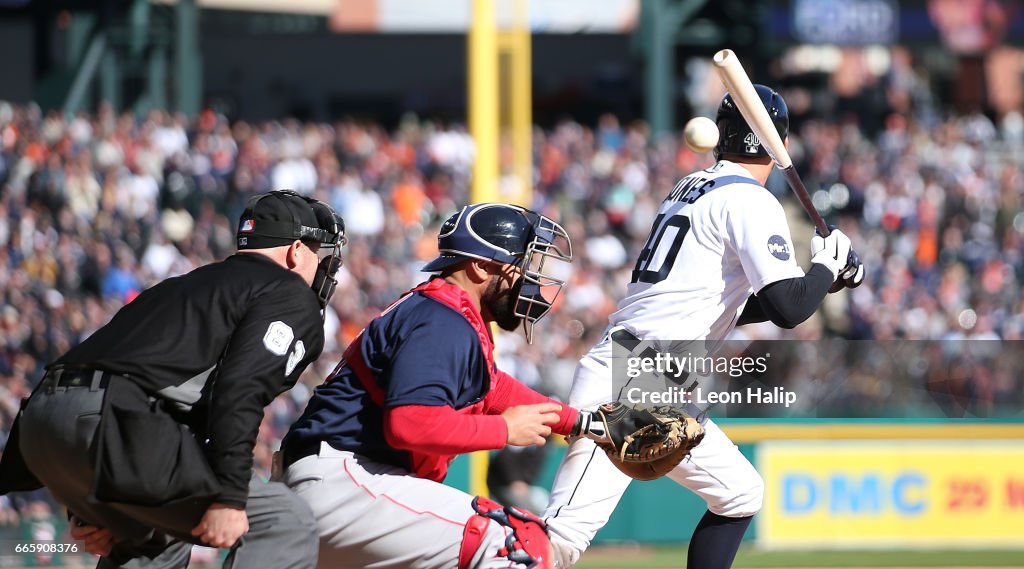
[711,49,830,237]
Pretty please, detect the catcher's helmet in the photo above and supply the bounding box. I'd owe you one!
[423,203,573,343]
[713,84,789,160]
[423,203,535,271]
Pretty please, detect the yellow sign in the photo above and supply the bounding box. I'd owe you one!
[758,441,1024,548]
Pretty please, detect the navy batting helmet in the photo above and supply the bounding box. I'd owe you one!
[713,84,789,160]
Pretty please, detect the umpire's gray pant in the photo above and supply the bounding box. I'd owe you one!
[18,377,317,569]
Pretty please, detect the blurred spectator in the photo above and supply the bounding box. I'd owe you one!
[486,445,551,515]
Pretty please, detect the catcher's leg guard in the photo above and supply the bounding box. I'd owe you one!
[458,496,553,569]
[459,511,492,569]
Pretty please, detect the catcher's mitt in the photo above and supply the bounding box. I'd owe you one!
[593,402,705,481]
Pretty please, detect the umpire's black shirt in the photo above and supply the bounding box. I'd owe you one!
[54,253,325,508]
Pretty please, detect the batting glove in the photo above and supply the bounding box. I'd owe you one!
[810,228,852,282]
[837,249,865,290]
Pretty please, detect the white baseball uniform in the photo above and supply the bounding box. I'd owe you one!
[542,160,805,565]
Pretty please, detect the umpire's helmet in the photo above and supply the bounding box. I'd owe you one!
[237,189,347,309]
[714,84,789,160]
[423,203,573,343]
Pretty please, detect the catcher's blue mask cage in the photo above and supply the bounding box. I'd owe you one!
[514,210,573,343]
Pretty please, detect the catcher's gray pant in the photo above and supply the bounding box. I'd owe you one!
[281,443,537,569]
[18,377,317,569]
[542,336,763,567]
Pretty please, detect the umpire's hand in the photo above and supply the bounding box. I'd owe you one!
[69,517,118,557]
[192,502,249,548]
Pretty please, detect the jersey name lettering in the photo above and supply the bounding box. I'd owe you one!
[667,176,715,205]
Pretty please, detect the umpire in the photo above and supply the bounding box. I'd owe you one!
[0,189,346,569]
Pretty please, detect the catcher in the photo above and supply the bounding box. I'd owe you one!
[277,203,701,569]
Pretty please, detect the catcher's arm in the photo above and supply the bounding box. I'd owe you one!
[486,369,580,436]
[385,405,508,453]
[501,402,563,446]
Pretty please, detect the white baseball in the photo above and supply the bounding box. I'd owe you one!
[683,116,720,154]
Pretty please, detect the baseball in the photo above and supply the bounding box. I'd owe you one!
[683,116,719,154]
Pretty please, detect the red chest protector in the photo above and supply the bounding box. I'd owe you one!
[341,278,499,481]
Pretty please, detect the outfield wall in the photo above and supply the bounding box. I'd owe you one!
[447,420,1024,549]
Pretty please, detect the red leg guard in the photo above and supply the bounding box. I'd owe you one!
[459,512,492,569]
[458,496,553,569]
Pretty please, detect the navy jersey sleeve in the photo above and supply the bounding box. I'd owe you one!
[376,300,483,409]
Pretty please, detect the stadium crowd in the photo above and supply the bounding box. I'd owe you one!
[1,87,1023,531]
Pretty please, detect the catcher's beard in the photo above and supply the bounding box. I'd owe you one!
[483,273,521,332]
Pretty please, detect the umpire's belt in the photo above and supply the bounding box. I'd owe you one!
[41,367,115,391]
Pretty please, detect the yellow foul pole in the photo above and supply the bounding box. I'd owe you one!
[469,0,499,204]
[468,0,498,497]
[509,0,532,207]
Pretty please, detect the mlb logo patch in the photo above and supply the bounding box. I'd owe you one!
[240,219,255,232]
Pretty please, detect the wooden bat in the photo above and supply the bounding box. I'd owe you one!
[712,48,829,237]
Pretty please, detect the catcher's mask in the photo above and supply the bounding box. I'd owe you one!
[423,203,573,343]
[238,189,348,309]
